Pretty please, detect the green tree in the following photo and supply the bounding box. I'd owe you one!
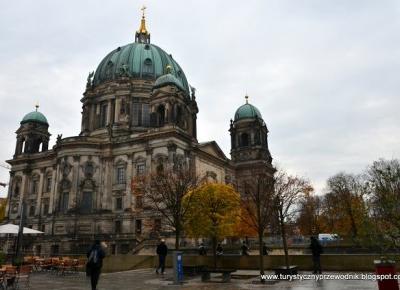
[184,183,240,267]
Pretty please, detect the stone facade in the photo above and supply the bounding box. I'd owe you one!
[4,16,274,255]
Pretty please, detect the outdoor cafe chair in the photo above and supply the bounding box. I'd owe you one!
[17,265,32,289]
[5,266,18,290]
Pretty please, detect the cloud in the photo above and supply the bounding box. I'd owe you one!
[1,0,400,196]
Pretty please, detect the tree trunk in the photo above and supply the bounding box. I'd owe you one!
[175,226,180,250]
[212,236,217,269]
[258,230,265,282]
[280,213,289,269]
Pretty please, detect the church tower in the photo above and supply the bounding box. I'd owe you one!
[14,105,50,156]
[230,96,272,164]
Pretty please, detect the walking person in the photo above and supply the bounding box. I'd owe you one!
[309,236,323,274]
[86,240,106,290]
[216,243,223,256]
[198,242,207,256]
[262,242,270,256]
[241,241,249,256]
[156,239,168,275]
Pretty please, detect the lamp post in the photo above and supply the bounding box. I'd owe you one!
[14,201,25,265]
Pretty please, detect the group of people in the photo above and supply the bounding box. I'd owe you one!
[85,236,323,289]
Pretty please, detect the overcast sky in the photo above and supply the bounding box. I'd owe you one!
[1,0,400,197]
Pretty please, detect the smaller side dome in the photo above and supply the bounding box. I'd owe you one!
[234,103,262,121]
[153,73,185,91]
[21,110,48,126]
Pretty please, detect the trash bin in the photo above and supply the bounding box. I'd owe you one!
[374,259,399,290]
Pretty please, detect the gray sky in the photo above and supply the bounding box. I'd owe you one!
[1,0,400,197]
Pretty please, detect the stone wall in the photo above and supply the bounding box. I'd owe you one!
[101,254,400,273]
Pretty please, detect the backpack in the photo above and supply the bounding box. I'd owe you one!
[88,248,100,267]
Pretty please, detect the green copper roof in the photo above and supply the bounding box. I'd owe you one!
[153,73,185,91]
[93,42,190,95]
[21,111,48,125]
[234,103,262,121]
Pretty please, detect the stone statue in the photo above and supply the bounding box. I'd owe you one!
[86,71,94,88]
[190,86,196,99]
[56,134,62,145]
[119,64,130,77]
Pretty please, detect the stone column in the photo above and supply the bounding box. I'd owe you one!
[49,165,58,213]
[19,171,30,216]
[114,98,121,123]
[5,172,14,218]
[126,154,133,209]
[102,156,113,211]
[70,156,80,210]
[35,169,45,216]
[107,100,112,125]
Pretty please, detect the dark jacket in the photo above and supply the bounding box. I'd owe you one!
[87,244,106,268]
[156,243,168,256]
[310,238,323,257]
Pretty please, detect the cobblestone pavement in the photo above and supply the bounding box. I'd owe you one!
[25,269,379,290]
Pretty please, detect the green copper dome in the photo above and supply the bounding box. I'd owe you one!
[21,111,48,126]
[92,42,190,95]
[234,102,262,121]
[154,73,185,91]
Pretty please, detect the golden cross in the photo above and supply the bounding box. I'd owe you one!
[141,5,146,17]
[245,95,249,104]
[35,102,40,111]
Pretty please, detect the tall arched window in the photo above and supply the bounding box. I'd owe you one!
[241,133,249,147]
[157,105,165,127]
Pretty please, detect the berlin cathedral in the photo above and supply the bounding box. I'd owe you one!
[4,11,274,255]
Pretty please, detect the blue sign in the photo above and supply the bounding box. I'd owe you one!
[177,252,183,281]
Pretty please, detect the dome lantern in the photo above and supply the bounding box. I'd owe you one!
[135,5,150,44]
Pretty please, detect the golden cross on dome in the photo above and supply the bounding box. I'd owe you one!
[141,5,146,18]
[35,102,40,111]
[245,95,249,104]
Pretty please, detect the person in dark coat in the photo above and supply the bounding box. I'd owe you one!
[241,241,249,256]
[156,239,168,275]
[262,242,270,256]
[198,243,207,256]
[87,240,106,290]
[216,243,223,256]
[309,236,323,274]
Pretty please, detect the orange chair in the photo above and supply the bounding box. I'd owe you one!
[17,265,32,289]
[5,266,18,289]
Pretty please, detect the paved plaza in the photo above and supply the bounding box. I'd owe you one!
[24,268,380,290]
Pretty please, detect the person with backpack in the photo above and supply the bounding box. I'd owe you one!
[86,240,106,290]
[309,236,323,274]
[156,239,168,275]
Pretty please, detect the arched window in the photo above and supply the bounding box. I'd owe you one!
[143,58,154,75]
[241,133,249,147]
[157,105,165,127]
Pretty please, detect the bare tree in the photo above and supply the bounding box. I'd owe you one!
[274,170,313,269]
[142,167,199,250]
[366,159,400,247]
[239,172,274,281]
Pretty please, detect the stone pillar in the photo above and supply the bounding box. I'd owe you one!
[107,100,112,125]
[5,172,14,218]
[114,98,121,123]
[102,157,113,211]
[126,155,133,209]
[49,164,59,214]
[70,156,80,210]
[19,172,29,216]
[35,169,45,215]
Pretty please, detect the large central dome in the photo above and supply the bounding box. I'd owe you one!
[92,42,190,94]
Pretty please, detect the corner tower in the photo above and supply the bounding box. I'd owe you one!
[14,105,50,156]
[230,96,272,164]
